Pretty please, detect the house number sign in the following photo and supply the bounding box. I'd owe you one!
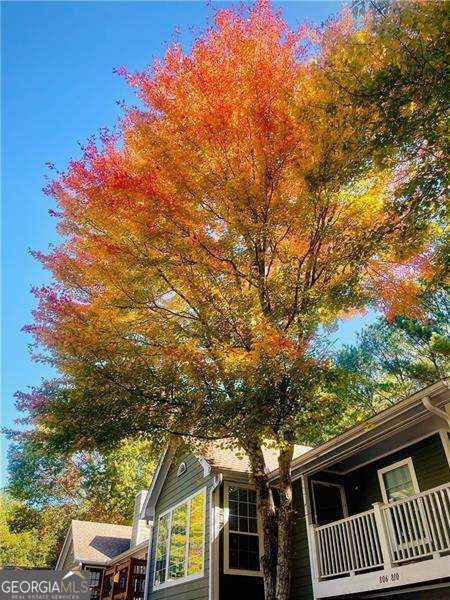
[379,573,400,584]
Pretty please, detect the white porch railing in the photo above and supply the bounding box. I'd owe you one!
[314,482,450,580]
[315,509,383,578]
[381,482,450,563]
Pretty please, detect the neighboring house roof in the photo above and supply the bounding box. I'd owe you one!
[105,539,149,566]
[56,520,132,569]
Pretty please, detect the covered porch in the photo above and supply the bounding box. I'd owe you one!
[313,482,450,596]
[295,381,450,598]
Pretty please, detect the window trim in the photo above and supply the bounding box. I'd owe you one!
[152,486,207,591]
[176,461,187,477]
[311,479,348,526]
[223,481,263,577]
[377,457,420,504]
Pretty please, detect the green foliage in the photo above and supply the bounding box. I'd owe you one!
[0,494,59,567]
[7,436,155,518]
[351,0,449,216]
[3,436,156,567]
[334,289,449,417]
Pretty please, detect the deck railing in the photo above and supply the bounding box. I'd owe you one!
[316,509,383,578]
[314,482,450,580]
[381,482,450,563]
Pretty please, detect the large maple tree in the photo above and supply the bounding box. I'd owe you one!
[24,2,440,598]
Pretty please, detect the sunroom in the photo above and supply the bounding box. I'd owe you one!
[293,380,450,598]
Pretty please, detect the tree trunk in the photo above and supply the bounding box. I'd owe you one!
[246,443,277,600]
[275,443,295,600]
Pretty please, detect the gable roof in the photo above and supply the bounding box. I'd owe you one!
[141,441,312,520]
[72,520,132,564]
[57,520,132,568]
[142,379,449,520]
[200,442,312,474]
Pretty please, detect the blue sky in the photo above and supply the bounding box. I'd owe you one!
[2,0,378,486]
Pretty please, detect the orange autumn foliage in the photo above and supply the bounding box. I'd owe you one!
[27,1,437,444]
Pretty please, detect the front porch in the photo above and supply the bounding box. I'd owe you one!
[293,383,450,598]
[311,483,450,597]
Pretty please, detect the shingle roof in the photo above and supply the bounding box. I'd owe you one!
[71,520,132,564]
[200,442,312,474]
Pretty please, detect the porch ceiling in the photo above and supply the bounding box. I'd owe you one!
[289,381,449,478]
[325,412,445,474]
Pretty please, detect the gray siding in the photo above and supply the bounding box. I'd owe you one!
[309,433,450,518]
[147,449,214,600]
[60,540,75,570]
[346,433,450,515]
[218,480,313,600]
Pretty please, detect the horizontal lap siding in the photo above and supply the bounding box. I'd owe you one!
[148,451,213,600]
[61,542,75,570]
[290,479,314,600]
[346,433,450,515]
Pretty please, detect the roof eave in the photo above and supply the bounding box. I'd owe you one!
[105,539,149,566]
[275,379,449,481]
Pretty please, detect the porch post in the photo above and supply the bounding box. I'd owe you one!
[372,502,392,568]
[301,476,321,585]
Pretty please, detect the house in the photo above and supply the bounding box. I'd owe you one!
[98,492,150,600]
[56,491,150,600]
[140,378,450,599]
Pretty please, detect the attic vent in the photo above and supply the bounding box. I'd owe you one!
[177,461,187,477]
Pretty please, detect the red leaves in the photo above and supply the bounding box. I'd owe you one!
[25,1,440,428]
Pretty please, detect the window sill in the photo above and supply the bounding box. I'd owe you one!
[152,570,204,591]
[223,566,263,577]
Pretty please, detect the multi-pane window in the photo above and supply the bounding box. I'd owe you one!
[226,485,261,573]
[153,488,206,589]
[116,566,128,594]
[154,513,170,586]
[85,568,102,600]
[378,458,419,503]
[168,503,188,579]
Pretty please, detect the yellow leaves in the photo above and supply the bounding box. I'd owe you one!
[400,101,418,116]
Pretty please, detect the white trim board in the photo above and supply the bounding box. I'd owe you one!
[439,429,450,469]
[297,413,438,478]
[105,539,149,565]
[357,581,450,598]
[142,447,172,520]
[377,457,420,504]
[152,486,207,591]
[209,476,221,600]
[223,481,264,577]
[288,381,449,480]
[55,525,73,570]
[323,430,439,476]
[142,447,213,520]
[313,554,450,598]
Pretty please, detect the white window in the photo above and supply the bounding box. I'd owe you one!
[378,458,420,503]
[177,461,187,477]
[224,483,262,576]
[153,488,206,590]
